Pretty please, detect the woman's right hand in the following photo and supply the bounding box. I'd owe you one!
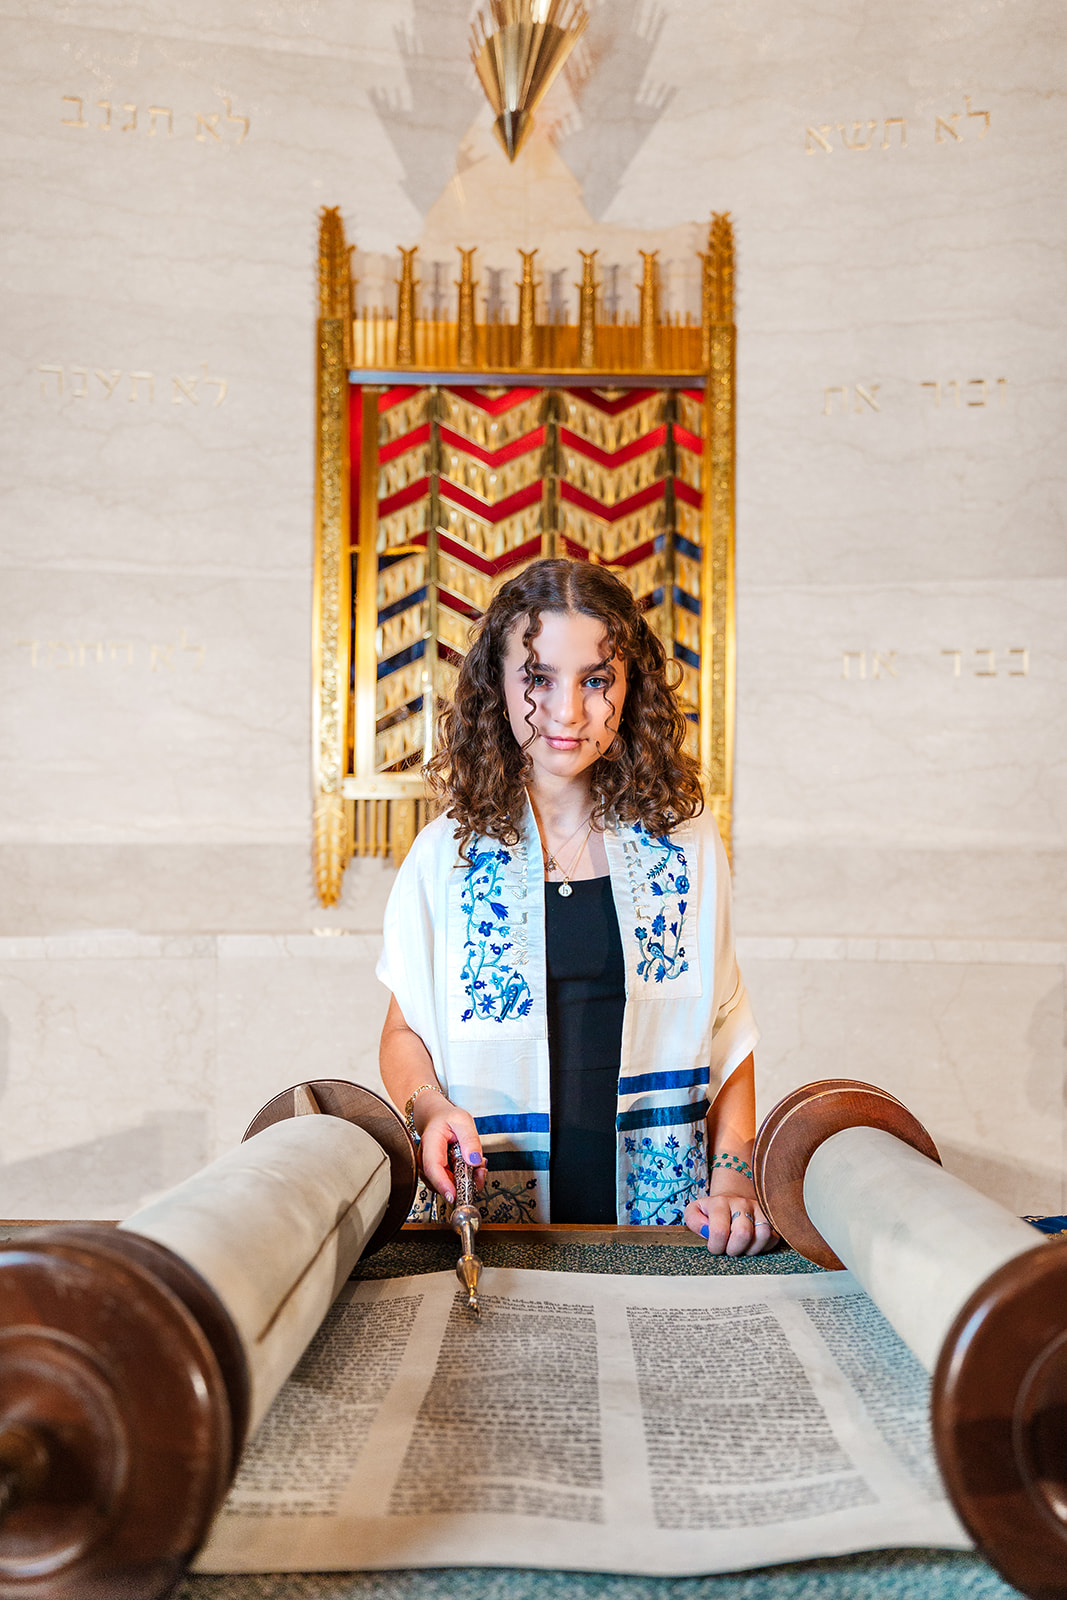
[414,1094,486,1202]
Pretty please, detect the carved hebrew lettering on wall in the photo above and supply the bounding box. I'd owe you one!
[803,98,990,153]
[60,96,88,127]
[37,363,228,408]
[839,648,1033,681]
[939,647,1032,680]
[805,126,834,154]
[61,93,249,143]
[19,635,206,672]
[840,651,899,680]
[201,365,227,405]
[179,629,206,670]
[823,385,879,414]
[920,377,1007,408]
[824,377,1009,413]
[837,120,877,151]
[965,95,990,137]
[223,97,249,142]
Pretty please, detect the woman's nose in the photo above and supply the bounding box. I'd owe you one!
[551,680,582,725]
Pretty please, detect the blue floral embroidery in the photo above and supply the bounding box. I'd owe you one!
[633,830,690,983]
[409,1176,541,1224]
[408,1181,441,1222]
[481,1176,540,1224]
[623,1131,704,1224]
[459,846,534,1024]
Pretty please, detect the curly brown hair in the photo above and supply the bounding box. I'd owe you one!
[426,557,704,848]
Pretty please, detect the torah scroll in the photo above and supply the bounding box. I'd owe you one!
[0,1080,416,1600]
[752,1078,1067,1600]
[0,1078,1064,1600]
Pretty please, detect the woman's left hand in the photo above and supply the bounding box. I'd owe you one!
[684,1189,777,1257]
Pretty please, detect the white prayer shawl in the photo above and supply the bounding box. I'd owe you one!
[376,802,758,1225]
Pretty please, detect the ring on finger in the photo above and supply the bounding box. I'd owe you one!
[730,1210,753,1222]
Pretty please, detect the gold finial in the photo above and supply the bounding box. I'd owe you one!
[318,207,355,365]
[577,249,598,368]
[638,249,659,371]
[456,248,477,366]
[700,212,734,364]
[517,248,539,368]
[470,0,589,162]
[396,246,419,366]
[709,212,734,322]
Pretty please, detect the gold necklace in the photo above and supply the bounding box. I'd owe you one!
[549,822,593,898]
[542,812,592,874]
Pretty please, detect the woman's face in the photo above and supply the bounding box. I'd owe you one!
[501,609,627,789]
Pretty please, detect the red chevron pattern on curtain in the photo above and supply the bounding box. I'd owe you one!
[353,382,705,782]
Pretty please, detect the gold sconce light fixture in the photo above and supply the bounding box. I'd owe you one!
[470,0,589,162]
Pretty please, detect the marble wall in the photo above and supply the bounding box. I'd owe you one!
[1,0,1063,1218]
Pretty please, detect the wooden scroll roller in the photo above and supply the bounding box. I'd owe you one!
[0,1080,416,1600]
[753,1079,1067,1600]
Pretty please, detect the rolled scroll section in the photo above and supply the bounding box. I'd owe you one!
[803,1125,1040,1374]
[0,1081,416,1600]
[121,1114,391,1437]
[754,1078,1067,1600]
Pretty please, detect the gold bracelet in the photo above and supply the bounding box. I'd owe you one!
[403,1082,445,1138]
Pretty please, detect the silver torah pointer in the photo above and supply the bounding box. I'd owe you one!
[448,1142,483,1315]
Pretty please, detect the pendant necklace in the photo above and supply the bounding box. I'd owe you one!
[548,822,594,898]
[543,814,588,872]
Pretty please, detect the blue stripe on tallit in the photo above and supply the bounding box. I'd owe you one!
[484,1150,550,1171]
[475,1112,551,1135]
[617,1067,707,1095]
[616,1098,709,1132]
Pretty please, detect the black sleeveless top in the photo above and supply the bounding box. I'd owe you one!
[545,875,626,1223]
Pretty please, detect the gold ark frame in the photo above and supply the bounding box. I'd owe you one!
[313,208,737,906]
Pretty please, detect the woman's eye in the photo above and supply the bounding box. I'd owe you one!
[584,675,610,691]
[526,673,549,689]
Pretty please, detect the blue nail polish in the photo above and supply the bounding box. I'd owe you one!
[467,1151,481,1165]
[700,1224,709,1239]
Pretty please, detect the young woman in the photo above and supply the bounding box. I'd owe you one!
[377,557,775,1255]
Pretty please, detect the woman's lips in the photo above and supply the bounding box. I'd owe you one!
[542,735,582,749]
